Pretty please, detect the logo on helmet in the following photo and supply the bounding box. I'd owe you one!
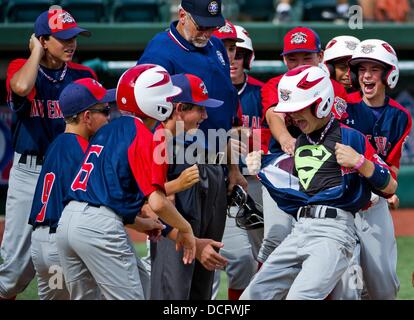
[361,44,375,54]
[280,89,292,101]
[208,1,219,15]
[345,41,358,51]
[218,22,232,34]
[291,32,307,44]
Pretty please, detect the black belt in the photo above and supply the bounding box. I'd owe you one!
[298,206,338,219]
[18,154,44,166]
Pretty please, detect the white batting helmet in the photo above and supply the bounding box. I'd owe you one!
[324,35,360,78]
[275,65,334,119]
[349,39,399,89]
[116,64,181,121]
[234,25,255,70]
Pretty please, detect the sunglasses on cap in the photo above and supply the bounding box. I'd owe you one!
[187,13,218,32]
[88,105,111,116]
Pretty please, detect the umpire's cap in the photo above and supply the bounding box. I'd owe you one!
[181,0,225,28]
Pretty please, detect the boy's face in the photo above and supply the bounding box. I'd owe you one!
[288,107,324,134]
[178,103,208,133]
[42,35,77,62]
[223,39,237,65]
[85,103,110,135]
[358,61,386,100]
[230,48,247,84]
[283,52,323,70]
[333,59,351,88]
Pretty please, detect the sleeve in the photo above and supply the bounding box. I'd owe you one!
[137,40,176,75]
[6,59,36,111]
[128,121,167,197]
[261,77,280,121]
[331,80,348,120]
[363,135,395,180]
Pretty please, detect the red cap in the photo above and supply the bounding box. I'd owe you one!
[281,27,321,56]
[212,20,244,42]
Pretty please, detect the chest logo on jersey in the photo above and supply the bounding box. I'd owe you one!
[30,99,64,119]
[216,50,226,66]
[295,145,332,190]
[366,135,391,156]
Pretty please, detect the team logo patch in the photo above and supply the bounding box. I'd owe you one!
[200,81,208,95]
[280,89,291,101]
[216,50,226,66]
[361,44,375,54]
[333,97,347,119]
[218,22,232,34]
[345,41,358,51]
[59,11,75,24]
[208,1,219,15]
[291,32,307,44]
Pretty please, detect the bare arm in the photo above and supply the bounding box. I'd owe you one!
[10,34,44,97]
[266,109,296,156]
[164,164,199,195]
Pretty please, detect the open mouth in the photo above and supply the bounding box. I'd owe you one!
[363,82,376,94]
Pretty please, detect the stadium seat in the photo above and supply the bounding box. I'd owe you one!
[5,0,55,23]
[111,0,165,22]
[238,0,275,21]
[60,0,107,22]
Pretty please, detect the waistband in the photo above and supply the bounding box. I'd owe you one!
[16,152,44,166]
[297,205,354,221]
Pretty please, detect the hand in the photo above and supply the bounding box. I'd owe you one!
[195,238,228,271]
[335,143,361,168]
[227,166,248,193]
[279,134,296,156]
[29,33,45,56]
[387,194,400,210]
[130,216,165,234]
[245,150,263,175]
[140,203,158,219]
[177,165,200,191]
[175,230,196,265]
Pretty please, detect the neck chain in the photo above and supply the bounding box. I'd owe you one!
[306,115,335,145]
[39,63,68,83]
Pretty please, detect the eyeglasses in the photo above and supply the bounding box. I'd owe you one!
[187,13,217,32]
[88,106,111,117]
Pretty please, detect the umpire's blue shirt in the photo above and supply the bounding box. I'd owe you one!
[138,21,238,139]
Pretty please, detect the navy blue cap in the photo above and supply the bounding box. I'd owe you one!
[35,9,91,40]
[171,74,223,108]
[59,78,115,117]
[181,0,225,28]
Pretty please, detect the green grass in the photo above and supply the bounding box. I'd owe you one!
[12,237,414,300]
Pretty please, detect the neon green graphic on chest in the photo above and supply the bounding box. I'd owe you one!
[295,145,332,190]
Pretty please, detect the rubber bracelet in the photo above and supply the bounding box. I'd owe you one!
[354,154,365,170]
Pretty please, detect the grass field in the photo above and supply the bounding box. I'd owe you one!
[9,236,413,300]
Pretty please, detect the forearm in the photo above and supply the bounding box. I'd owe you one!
[10,50,43,96]
[164,179,182,196]
[266,110,292,143]
[358,156,397,194]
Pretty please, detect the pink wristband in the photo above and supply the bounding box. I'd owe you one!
[354,154,365,170]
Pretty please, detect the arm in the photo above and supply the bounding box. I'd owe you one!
[164,164,200,195]
[10,34,44,97]
[335,143,397,195]
[265,109,296,156]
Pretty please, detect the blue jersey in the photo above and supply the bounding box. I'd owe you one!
[344,92,412,169]
[28,133,89,231]
[67,116,167,224]
[138,22,238,138]
[258,123,392,217]
[6,59,97,157]
[239,75,264,129]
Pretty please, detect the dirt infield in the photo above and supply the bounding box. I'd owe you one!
[1,209,414,245]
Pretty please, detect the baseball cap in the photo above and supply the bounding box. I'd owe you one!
[35,9,91,40]
[181,0,225,28]
[59,78,115,117]
[171,74,223,108]
[281,26,321,56]
[212,20,244,42]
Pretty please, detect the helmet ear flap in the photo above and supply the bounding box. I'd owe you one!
[349,66,359,89]
[326,63,335,79]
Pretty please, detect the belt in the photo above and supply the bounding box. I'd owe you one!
[298,206,338,219]
[18,153,44,166]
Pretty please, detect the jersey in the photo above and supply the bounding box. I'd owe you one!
[67,116,167,224]
[6,59,97,157]
[261,74,348,153]
[258,121,392,217]
[138,21,239,146]
[28,133,89,231]
[344,91,412,170]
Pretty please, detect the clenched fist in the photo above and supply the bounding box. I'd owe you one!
[246,150,264,175]
[335,143,361,169]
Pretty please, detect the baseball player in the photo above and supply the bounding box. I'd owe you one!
[28,78,114,300]
[211,23,264,300]
[240,65,398,300]
[324,35,361,91]
[1,8,96,299]
[343,39,412,299]
[150,73,229,300]
[56,64,196,300]
[258,26,348,267]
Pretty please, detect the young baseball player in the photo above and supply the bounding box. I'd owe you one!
[150,73,229,300]
[211,23,264,300]
[324,35,361,91]
[258,26,348,267]
[344,39,412,299]
[28,78,115,300]
[240,65,397,300]
[1,8,96,299]
[56,64,196,300]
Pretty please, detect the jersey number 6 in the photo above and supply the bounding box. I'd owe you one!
[71,145,104,192]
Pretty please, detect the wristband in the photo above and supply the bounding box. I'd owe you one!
[354,154,365,171]
[366,163,391,191]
